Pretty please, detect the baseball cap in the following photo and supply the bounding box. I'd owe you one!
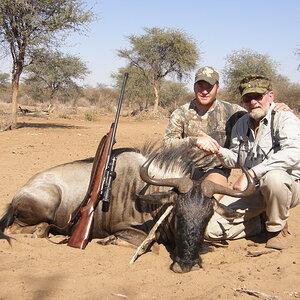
[239,74,272,96]
[194,66,219,85]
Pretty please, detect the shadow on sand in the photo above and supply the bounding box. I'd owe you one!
[17,122,85,130]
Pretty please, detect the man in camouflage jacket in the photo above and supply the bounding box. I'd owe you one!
[163,66,245,200]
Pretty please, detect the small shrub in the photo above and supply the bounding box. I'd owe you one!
[132,107,169,120]
[58,113,72,119]
[84,111,98,121]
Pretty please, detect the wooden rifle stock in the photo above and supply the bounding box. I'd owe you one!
[67,130,112,249]
[67,72,128,249]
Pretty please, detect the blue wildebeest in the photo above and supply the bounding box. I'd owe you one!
[0,146,255,273]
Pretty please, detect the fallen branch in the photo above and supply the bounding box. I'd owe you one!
[18,104,55,116]
[19,106,34,114]
[235,288,284,300]
[246,249,276,257]
[130,205,174,264]
[44,104,55,114]
[111,293,128,299]
[0,123,12,132]
[206,240,229,248]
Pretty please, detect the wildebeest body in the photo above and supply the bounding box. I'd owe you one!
[10,151,162,236]
[0,146,254,273]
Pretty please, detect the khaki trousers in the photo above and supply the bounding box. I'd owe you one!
[205,170,300,240]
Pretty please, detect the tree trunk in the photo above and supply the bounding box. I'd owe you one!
[10,73,20,129]
[9,40,25,129]
[153,81,160,112]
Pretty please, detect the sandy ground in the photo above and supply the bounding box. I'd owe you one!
[0,112,299,300]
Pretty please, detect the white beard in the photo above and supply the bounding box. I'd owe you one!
[249,106,268,120]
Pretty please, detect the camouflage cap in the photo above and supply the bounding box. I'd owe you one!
[239,74,272,96]
[194,66,219,85]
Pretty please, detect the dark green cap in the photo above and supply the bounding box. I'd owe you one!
[239,75,272,96]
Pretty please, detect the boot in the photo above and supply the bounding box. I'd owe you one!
[265,223,290,250]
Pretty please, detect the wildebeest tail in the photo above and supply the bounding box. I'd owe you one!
[0,204,15,245]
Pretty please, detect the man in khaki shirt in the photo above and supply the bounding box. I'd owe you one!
[199,74,300,250]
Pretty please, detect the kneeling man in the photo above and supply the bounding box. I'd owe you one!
[198,74,300,250]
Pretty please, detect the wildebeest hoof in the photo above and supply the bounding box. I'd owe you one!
[190,264,202,271]
[97,235,117,245]
[31,222,49,238]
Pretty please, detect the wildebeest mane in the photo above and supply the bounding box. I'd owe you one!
[65,143,200,180]
[139,143,200,179]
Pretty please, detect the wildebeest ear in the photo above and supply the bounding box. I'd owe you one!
[136,191,176,204]
[213,199,244,220]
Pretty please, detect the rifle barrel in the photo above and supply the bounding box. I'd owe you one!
[67,72,129,248]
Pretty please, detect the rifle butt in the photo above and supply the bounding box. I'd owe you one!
[67,208,95,249]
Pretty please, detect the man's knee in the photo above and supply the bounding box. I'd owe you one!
[205,216,262,241]
[260,170,292,192]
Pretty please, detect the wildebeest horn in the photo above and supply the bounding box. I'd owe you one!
[201,164,256,199]
[136,191,177,204]
[140,154,193,194]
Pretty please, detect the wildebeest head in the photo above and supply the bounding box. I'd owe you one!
[138,151,255,273]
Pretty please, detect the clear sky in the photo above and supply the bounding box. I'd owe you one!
[64,0,300,86]
[2,0,300,90]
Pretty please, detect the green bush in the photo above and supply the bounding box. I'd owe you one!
[84,111,98,121]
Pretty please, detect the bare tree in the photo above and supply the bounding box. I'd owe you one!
[24,48,89,104]
[117,27,199,112]
[0,0,95,128]
[222,49,279,103]
[112,67,154,112]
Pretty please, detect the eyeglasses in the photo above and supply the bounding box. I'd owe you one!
[242,92,268,104]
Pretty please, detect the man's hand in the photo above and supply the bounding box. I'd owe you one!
[233,169,256,191]
[274,102,292,112]
[196,135,220,154]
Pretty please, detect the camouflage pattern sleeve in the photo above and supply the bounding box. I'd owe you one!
[163,100,245,172]
[163,105,196,148]
[232,103,246,114]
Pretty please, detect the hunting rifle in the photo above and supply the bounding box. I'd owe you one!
[67,72,129,249]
